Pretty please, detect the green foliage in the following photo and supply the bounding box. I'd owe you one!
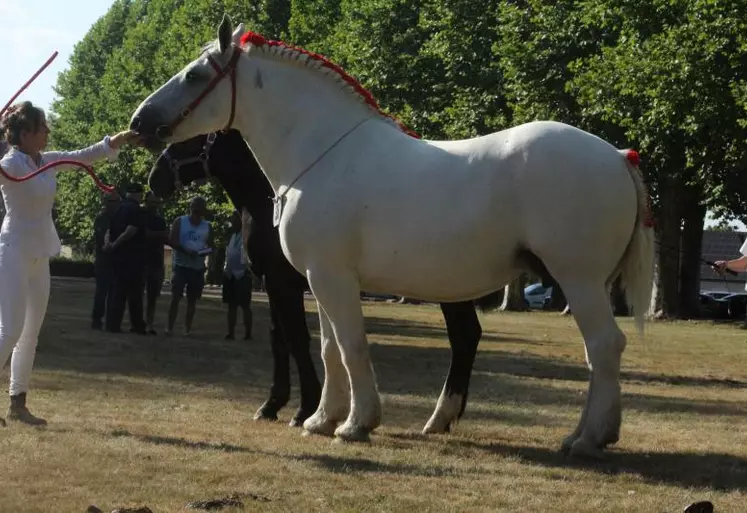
[48,0,747,265]
[567,0,747,217]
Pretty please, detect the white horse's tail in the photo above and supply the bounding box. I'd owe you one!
[616,149,655,336]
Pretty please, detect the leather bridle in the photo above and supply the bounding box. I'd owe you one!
[155,44,242,141]
[159,131,218,187]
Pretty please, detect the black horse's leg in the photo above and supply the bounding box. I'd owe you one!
[281,283,322,427]
[423,300,482,434]
[253,279,291,421]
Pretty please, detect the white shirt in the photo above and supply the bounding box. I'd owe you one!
[0,137,119,258]
[224,232,248,279]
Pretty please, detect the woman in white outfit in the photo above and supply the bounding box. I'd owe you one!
[0,101,136,426]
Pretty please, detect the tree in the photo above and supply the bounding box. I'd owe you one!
[568,0,747,318]
[501,274,529,312]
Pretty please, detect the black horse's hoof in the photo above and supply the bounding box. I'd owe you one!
[253,407,279,422]
[683,501,713,513]
[289,408,314,427]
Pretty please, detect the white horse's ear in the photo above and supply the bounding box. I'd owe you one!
[232,23,245,46]
[218,14,233,53]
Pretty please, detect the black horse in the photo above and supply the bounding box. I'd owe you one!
[148,129,502,433]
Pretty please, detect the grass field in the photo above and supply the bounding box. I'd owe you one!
[1,278,746,512]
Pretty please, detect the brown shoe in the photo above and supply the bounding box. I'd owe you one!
[7,393,47,426]
[0,417,5,427]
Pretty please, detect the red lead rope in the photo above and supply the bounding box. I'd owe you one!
[0,160,114,193]
[0,51,116,194]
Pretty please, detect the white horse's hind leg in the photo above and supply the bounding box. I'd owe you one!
[302,305,350,436]
[561,282,626,459]
[307,269,381,442]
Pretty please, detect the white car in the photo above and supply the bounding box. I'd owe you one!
[524,283,553,309]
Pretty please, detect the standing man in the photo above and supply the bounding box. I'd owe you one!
[91,191,120,329]
[143,192,169,335]
[166,196,212,336]
[222,210,253,340]
[105,183,147,334]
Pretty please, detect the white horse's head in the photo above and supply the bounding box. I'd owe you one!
[130,15,245,150]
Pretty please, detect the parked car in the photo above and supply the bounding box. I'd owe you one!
[700,292,747,319]
[524,283,553,309]
[701,291,731,301]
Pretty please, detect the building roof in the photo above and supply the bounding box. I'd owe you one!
[700,230,746,283]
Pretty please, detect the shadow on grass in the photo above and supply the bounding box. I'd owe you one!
[109,428,267,455]
[100,423,747,492]
[36,282,747,422]
[292,453,469,478]
[450,438,747,492]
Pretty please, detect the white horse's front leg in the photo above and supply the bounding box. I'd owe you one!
[307,268,381,442]
[303,305,350,436]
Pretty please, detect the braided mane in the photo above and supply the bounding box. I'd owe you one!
[239,31,420,139]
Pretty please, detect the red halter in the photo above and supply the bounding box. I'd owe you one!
[163,45,243,138]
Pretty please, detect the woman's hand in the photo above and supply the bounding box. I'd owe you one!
[109,130,141,149]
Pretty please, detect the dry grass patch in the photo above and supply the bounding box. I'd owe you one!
[0,279,745,512]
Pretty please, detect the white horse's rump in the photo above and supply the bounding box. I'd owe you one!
[130,17,654,457]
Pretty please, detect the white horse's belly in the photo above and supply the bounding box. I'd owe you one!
[356,223,518,301]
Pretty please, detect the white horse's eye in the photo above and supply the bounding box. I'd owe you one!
[186,70,199,81]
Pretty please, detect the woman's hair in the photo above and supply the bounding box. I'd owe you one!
[0,101,45,146]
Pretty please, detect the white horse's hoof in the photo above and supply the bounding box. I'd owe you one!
[568,438,606,460]
[302,413,338,437]
[334,422,372,442]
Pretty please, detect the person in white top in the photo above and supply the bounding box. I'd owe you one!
[0,101,136,426]
[222,210,253,340]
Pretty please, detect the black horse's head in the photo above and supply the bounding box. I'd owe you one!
[149,128,273,221]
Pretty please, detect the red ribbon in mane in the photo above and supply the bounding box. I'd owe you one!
[0,51,115,194]
[240,31,421,139]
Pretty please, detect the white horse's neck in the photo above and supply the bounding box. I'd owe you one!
[233,49,382,195]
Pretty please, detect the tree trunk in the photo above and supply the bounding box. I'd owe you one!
[648,256,662,317]
[679,190,706,319]
[500,273,528,311]
[610,276,629,316]
[653,175,682,318]
[548,283,567,311]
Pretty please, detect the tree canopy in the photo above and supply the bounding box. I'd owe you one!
[45,0,747,316]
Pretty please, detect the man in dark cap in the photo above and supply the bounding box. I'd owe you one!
[91,190,121,329]
[142,191,169,335]
[104,183,147,334]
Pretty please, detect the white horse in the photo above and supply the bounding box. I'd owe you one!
[130,16,654,458]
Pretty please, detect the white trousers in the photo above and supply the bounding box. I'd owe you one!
[0,243,50,396]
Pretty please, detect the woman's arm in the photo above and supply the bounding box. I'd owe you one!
[42,130,138,170]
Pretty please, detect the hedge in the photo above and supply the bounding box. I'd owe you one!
[50,257,95,278]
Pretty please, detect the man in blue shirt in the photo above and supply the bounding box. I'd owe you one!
[166,196,212,336]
